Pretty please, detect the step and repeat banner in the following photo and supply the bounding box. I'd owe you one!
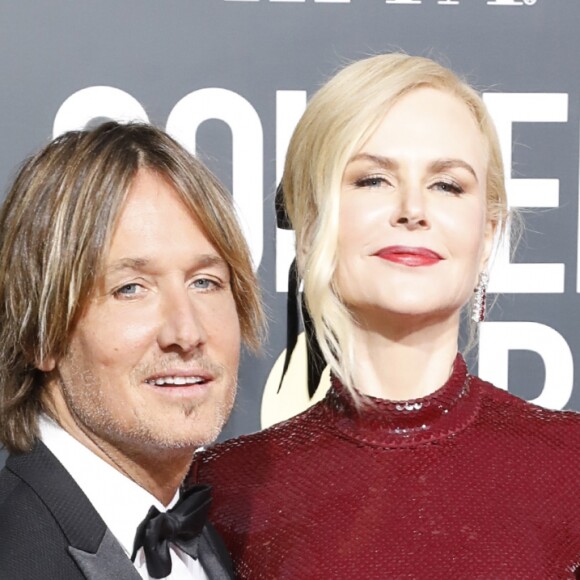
[0,0,578,467]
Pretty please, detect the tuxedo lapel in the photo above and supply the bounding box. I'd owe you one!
[69,529,140,580]
[198,523,235,580]
[7,441,139,580]
[8,442,234,579]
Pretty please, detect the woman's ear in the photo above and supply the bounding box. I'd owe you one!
[480,219,497,271]
[296,245,309,279]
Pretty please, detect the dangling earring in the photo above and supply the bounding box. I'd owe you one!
[472,272,488,323]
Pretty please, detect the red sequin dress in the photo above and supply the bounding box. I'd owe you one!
[190,356,580,579]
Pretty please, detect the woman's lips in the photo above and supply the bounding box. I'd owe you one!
[374,245,443,267]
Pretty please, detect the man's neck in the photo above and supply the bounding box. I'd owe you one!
[44,406,193,505]
[77,436,193,506]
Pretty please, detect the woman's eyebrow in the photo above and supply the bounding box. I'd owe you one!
[347,153,399,172]
[429,158,479,183]
[348,154,479,184]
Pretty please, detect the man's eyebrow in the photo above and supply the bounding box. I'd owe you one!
[195,254,229,270]
[104,254,228,275]
[105,257,150,275]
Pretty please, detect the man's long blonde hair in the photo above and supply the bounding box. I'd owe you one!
[0,121,265,453]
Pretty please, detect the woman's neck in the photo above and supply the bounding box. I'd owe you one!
[349,313,461,400]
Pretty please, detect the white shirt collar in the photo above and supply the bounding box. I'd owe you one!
[38,415,178,557]
[38,415,210,579]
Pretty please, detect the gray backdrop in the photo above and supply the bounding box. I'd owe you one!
[0,0,577,468]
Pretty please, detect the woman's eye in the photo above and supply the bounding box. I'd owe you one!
[433,180,464,195]
[354,175,390,188]
[113,283,144,298]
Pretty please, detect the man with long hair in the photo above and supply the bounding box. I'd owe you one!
[0,121,263,579]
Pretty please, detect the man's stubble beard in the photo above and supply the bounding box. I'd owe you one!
[57,348,238,454]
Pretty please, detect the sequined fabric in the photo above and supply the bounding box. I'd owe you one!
[190,355,580,579]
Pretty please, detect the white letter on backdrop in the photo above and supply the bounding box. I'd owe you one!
[167,88,263,268]
[275,90,307,292]
[53,86,148,137]
[479,321,573,410]
[484,93,567,293]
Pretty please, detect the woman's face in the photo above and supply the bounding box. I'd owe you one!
[335,87,494,329]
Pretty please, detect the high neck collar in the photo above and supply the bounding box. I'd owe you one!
[325,354,481,449]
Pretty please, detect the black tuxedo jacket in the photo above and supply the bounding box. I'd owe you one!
[0,440,234,580]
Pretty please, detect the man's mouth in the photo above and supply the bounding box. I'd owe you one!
[145,375,208,386]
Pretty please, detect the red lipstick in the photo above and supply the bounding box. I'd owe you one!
[374,245,442,267]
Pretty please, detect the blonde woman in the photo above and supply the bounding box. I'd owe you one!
[190,54,580,578]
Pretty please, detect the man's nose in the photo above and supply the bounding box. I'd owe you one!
[157,289,207,353]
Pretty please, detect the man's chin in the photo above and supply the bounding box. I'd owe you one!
[144,418,227,450]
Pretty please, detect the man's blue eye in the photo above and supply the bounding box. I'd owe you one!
[115,284,140,296]
[193,279,213,289]
[193,278,224,291]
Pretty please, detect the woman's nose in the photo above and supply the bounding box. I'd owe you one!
[389,184,430,230]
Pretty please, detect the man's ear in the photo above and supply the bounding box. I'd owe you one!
[36,357,56,372]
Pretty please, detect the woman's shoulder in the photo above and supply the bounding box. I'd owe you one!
[474,374,580,443]
[191,397,329,481]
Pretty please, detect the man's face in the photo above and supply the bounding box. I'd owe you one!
[47,169,241,456]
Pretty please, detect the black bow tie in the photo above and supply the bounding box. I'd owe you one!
[131,484,212,579]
